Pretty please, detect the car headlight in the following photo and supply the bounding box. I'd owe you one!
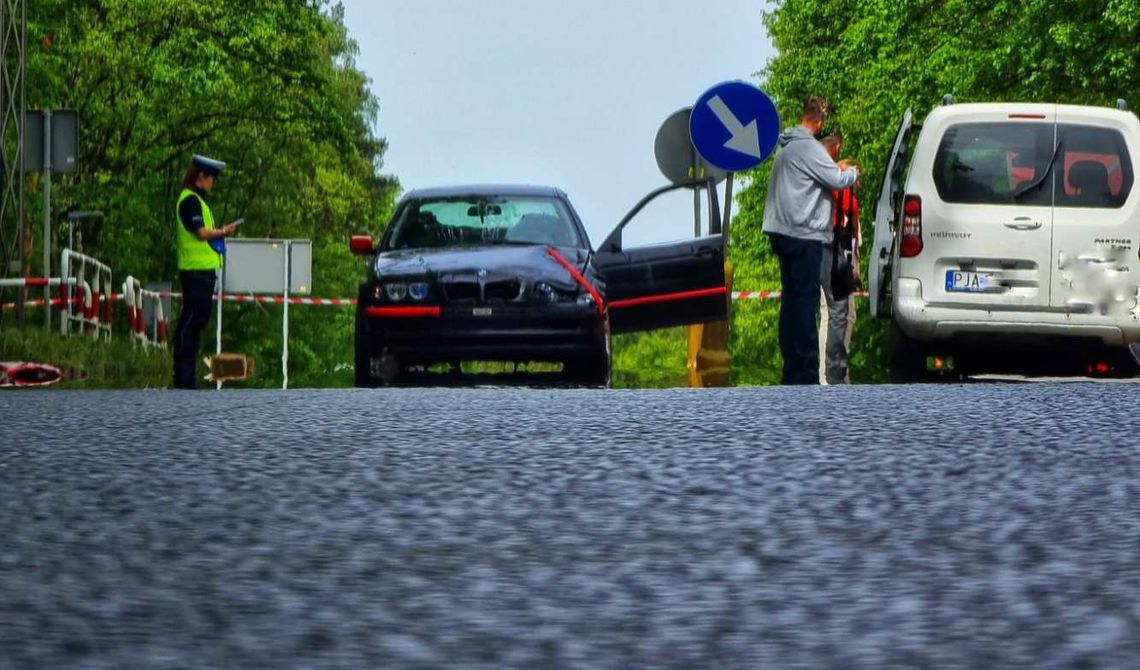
[385,282,408,301]
[408,282,429,301]
[577,293,596,306]
[533,282,556,302]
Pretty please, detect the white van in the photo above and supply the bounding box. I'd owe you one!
[870,98,1140,381]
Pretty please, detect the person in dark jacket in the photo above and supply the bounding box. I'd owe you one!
[762,97,859,385]
[819,134,861,384]
[172,155,239,389]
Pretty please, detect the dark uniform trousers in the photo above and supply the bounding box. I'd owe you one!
[768,232,824,385]
[172,270,216,389]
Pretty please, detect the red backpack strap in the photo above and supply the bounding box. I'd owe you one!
[835,188,851,231]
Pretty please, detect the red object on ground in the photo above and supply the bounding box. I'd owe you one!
[0,362,63,387]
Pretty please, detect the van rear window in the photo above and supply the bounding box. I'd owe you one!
[933,123,1054,206]
[933,122,1134,209]
[1056,125,1133,209]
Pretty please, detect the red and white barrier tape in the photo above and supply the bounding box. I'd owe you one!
[219,294,357,306]
[2,292,357,309]
[4,288,870,309]
[732,290,870,300]
[5,289,874,310]
[733,290,782,300]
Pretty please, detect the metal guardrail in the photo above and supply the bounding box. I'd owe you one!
[122,275,167,349]
[60,249,112,340]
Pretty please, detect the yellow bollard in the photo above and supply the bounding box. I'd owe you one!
[687,323,704,387]
[688,261,734,387]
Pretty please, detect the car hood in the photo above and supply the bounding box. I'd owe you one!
[375,244,590,290]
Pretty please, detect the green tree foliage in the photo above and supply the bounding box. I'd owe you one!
[727,0,1140,384]
[23,0,398,386]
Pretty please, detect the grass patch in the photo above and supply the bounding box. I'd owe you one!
[612,328,689,388]
[0,324,170,389]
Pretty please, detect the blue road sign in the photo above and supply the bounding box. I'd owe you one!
[689,81,780,172]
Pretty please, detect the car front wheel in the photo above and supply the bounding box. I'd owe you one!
[563,350,610,388]
[354,308,378,388]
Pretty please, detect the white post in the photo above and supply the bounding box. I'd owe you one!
[79,255,86,333]
[215,267,223,390]
[59,250,69,336]
[105,267,112,341]
[282,241,290,390]
[122,277,134,342]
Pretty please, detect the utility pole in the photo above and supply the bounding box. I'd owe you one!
[0,0,27,319]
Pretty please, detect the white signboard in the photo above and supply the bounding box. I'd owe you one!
[222,239,311,295]
[215,238,312,390]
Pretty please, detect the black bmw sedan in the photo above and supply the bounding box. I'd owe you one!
[351,184,726,386]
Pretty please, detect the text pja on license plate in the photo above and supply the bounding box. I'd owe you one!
[946,270,993,292]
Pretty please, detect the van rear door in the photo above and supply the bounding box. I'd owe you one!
[920,108,1056,310]
[870,109,913,318]
[1049,109,1139,320]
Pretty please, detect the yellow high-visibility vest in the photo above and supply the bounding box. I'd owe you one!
[176,189,221,271]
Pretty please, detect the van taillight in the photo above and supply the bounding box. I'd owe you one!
[900,195,923,258]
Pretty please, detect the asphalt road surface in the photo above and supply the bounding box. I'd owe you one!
[2,383,1139,668]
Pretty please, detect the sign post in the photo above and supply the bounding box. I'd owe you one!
[24,109,78,330]
[686,81,781,387]
[282,241,290,390]
[41,110,50,331]
[219,239,312,389]
[654,107,727,237]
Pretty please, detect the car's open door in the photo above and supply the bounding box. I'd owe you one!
[593,181,728,334]
[870,108,914,319]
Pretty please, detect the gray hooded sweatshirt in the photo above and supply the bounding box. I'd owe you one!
[761,126,859,244]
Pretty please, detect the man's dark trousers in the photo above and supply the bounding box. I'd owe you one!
[768,232,823,385]
[172,270,216,389]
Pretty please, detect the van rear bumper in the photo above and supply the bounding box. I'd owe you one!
[894,278,1140,345]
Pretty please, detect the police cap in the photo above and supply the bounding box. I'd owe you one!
[191,155,226,177]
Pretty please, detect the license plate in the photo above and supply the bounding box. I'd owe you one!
[945,270,994,292]
[472,307,493,316]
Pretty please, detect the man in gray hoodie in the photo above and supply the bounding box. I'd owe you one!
[762,97,859,385]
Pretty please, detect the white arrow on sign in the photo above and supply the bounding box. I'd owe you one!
[707,95,762,159]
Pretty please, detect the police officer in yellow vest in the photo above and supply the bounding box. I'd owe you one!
[173,155,239,389]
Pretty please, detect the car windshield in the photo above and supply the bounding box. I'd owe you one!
[386,195,582,250]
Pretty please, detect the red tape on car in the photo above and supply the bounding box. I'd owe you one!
[608,286,727,309]
[365,306,441,318]
[546,247,605,317]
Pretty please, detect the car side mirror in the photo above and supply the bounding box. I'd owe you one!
[349,235,375,255]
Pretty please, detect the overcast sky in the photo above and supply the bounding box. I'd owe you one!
[336,1,775,246]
